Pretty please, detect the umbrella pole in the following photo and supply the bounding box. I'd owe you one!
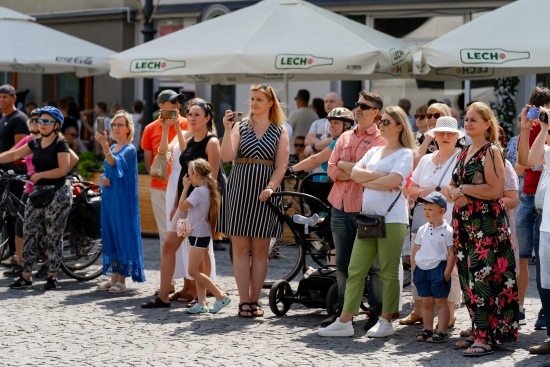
[283,74,289,117]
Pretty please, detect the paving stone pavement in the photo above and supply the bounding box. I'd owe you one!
[0,237,549,367]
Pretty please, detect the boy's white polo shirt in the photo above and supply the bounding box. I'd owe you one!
[414,220,453,270]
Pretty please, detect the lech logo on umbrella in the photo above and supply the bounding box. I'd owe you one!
[459,49,530,64]
[435,67,495,78]
[130,58,186,73]
[275,54,333,69]
[389,48,411,65]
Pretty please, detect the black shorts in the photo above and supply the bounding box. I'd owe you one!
[188,236,210,249]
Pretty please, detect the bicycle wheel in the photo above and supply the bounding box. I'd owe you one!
[229,215,305,289]
[60,233,103,281]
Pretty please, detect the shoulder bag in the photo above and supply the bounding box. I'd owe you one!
[150,148,171,181]
[29,186,57,208]
[355,191,402,239]
[535,169,550,211]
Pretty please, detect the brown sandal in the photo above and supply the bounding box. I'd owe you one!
[250,302,264,317]
[176,293,195,303]
[238,302,253,318]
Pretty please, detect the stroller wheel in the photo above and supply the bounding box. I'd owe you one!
[269,279,293,316]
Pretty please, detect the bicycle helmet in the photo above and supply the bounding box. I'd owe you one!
[327,107,354,123]
[38,106,64,126]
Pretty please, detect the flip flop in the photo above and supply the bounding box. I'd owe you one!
[452,338,475,350]
[463,345,494,357]
[96,281,112,291]
[108,282,126,294]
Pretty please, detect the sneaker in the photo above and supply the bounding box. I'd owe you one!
[34,264,49,279]
[9,276,32,289]
[184,302,209,314]
[519,308,526,326]
[366,318,395,338]
[209,295,231,313]
[44,276,58,290]
[321,312,340,328]
[535,309,547,330]
[318,317,354,337]
[529,339,550,355]
[3,264,22,277]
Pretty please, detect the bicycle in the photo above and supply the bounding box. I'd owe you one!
[0,170,103,281]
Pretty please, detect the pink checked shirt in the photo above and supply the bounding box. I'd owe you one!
[327,123,385,213]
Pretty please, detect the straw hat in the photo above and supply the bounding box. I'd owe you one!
[426,116,465,139]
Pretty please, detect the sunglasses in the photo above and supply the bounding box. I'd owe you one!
[37,118,56,125]
[254,83,270,89]
[29,118,39,123]
[111,123,127,128]
[427,113,442,120]
[376,119,394,127]
[294,144,305,148]
[190,101,212,110]
[355,102,375,111]
[414,114,426,119]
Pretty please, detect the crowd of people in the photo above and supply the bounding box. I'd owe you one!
[0,82,549,357]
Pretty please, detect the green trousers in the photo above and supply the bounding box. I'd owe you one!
[342,223,408,315]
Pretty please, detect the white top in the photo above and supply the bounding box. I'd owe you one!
[357,147,413,224]
[309,118,329,140]
[504,159,519,192]
[414,220,454,270]
[411,151,459,223]
[540,146,550,232]
[186,185,211,237]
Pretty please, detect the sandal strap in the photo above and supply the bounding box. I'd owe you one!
[239,302,251,310]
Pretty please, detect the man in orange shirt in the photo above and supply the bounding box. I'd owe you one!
[141,90,188,247]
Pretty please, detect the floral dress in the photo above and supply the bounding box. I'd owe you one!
[451,143,519,345]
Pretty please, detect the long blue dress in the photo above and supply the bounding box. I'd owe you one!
[100,144,146,282]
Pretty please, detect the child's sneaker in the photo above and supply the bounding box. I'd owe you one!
[44,276,58,290]
[184,302,209,314]
[209,295,231,313]
[9,276,32,289]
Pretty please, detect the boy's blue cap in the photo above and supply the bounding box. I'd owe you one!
[418,192,447,211]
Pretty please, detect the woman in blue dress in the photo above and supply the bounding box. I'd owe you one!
[95,110,145,293]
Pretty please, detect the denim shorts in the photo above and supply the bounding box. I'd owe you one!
[515,193,540,258]
[188,236,210,249]
[413,261,451,299]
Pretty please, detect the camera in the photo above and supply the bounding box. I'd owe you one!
[161,110,177,119]
[527,107,539,119]
[539,110,549,123]
[232,111,243,123]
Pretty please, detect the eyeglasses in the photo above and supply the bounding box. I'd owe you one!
[355,102,376,111]
[37,118,56,125]
[294,144,305,148]
[414,114,426,120]
[111,123,127,128]
[29,118,39,123]
[427,113,442,120]
[435,131,457,137]
[376,119,394,127]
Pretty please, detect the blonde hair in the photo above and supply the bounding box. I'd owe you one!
[111,110,135,142]
[427,103,451,117]
[248,84,286,125]
[384,106,417,152]
[467,102,499,143]
[188,158,222,240]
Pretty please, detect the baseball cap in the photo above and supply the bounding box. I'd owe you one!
[157,90,185,104]
[0,84,16,96]
[417,192,447,211]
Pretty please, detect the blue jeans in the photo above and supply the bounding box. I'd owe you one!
[331,208,382,311]
[516,193,540,258]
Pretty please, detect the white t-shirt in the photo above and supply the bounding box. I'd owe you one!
[357,147,413,224]
[414,220,454,270]
[186,185,212,237]
[411,151,459,223]
[309,118,329,141]
[540,146,550,232]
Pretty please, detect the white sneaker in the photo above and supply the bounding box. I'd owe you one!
[366,318,395,338]
[318,317,354,337]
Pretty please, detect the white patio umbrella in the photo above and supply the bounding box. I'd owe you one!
[0,7,115,77]
[109,0,414,85]
[414,0,550,80]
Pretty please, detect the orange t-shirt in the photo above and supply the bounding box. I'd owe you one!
[141,116,188,190]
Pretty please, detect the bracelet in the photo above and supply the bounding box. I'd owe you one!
[104,151,112,156]
[266,185,273,191]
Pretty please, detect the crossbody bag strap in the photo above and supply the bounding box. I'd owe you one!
[190,216,207,230]
[436,151,460,188]
[385,190,402,216]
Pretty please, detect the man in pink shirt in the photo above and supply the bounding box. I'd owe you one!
[323,91,385,328]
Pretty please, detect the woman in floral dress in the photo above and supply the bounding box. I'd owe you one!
[448,102,519,357]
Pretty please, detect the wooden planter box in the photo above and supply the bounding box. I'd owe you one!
[90,172,158,236]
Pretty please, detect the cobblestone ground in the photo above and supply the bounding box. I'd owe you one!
[0,237,549,367]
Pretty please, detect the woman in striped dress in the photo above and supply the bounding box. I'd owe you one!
[220,84,289,318]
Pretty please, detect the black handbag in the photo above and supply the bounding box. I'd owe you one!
[29,187,56,208]
[355,191,402,239]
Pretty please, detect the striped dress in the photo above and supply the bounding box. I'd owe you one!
[219,120,283,238]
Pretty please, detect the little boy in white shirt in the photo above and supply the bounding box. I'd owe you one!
[412,192,455,343]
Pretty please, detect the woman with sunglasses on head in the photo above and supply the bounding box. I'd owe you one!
[95,110,145,293]
[412,105,429,146]
[220,83,289,318]
[319,106,415,338]
[448,102,519,356]
[0,106,78,290]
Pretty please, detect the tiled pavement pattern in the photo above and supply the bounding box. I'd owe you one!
[0,237,549,367]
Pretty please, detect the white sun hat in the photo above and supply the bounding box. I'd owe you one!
[427,116,465,139]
